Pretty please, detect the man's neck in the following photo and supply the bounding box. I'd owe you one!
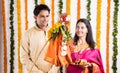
[36,24,46,31]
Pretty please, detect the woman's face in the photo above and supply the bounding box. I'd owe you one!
[75,22,88,38]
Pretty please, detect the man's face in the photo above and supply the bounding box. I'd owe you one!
[34,10,50,30]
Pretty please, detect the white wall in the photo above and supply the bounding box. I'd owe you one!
[0,0,120,73]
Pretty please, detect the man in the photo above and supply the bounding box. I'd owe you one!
[20,4,59,73]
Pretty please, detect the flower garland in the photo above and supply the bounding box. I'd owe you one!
[86,0,91,21]
[106,0,111,73]
[77,0,81,19]
[17,0,22,73]
[66,0,71,31]
[2,0,7,73]
[25,0,28,30]
[34,0,38,6]
[40,0,45,4]
[112,0,119,72]
[9,0,15,73]
[58,0,63,14]
[96,0,102,49]
[66,0,71,15]
[51,0,54,25]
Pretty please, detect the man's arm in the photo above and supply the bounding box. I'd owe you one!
[20,33,39,71]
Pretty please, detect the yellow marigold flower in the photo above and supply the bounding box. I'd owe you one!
[47,22,62,39]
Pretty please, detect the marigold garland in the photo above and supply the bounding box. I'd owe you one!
[66,0,71,31]
[86,0,91,21]
[106,0,111,73]
[51,0,55,26]
[96,0,102,49]
[40,0,45,4]
[2,0,7,73]
[17,0,22,73]
[112,0,119,73]
[25,0,28,30]
[9,0,15,73]
[77,0,81,19]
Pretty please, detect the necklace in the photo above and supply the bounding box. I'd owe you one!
[76,43,89,54]
[73,43,89,65]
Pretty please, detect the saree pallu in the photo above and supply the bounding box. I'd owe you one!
[66,47,105,73]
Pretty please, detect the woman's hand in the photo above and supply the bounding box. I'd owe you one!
[73,59,93,68]
[92,63,100,73]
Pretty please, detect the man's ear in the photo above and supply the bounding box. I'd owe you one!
[34,16,37,19]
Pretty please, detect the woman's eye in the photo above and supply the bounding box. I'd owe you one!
[81,27,84,29]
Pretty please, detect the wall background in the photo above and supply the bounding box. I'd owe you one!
[0,0,120,73]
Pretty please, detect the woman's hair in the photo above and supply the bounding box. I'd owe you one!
[73,18,95,49]
[33,4,50,16]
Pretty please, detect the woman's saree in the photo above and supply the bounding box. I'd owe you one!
[66,47,105,73]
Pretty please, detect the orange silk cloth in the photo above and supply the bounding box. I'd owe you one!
[44,33,72,66]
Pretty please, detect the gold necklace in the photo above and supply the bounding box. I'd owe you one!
[73,43,89,64]
[76,43,89,53]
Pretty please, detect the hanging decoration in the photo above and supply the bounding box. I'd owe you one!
[2,0,7,73]
[51,0,55,26]
[17,0,22,73]
[96,0,102,49]
[66,0,71,31]
[106,0,111,73]
[9,0,15,73]
[25,0,28,30]
[58,0,63,14]
[86,0,91,21]
[112,0,119,73]
[34,0,38,6]
[40,0,45,4]
[77,0,81,19]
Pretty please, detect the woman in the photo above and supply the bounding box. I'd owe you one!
[66,18,104,73]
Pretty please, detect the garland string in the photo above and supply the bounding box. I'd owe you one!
[40,0,45,4]
[51,0,54,26]
[112,0,119,73]
[77,0,81,19]
[35,0,38,6]
[66,0,71,31]
[58,0,63,14]
[9,0,15,73]
[96,0,102,49]
[17,0,22,73]
[25,0,28,30]
[2,0,7,73]
[106,0,111,73]
[86,0,91,21]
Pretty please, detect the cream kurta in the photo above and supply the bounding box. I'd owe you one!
[20,26,59,73]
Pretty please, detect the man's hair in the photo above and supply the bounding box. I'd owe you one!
[33,4,50,16]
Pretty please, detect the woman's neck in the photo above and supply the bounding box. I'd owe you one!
[78,38,86,45]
